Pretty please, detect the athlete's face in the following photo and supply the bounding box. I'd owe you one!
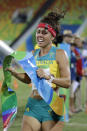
[36,27,54,48]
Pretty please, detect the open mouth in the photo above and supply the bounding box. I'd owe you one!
[38,38,44,43]
[37,38,44,45]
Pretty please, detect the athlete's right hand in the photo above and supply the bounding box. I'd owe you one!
[36,68,51,80]
[5,67,13,73]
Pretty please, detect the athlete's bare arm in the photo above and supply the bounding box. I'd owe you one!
[36,49,71,88]
[52,49,71,88]
[6,67,31,84]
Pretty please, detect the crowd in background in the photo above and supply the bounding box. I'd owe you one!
[56,29,87,117]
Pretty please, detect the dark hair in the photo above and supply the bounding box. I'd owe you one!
[41,8,66,45]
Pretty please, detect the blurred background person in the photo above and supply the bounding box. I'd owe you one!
[72,35,84,113]
[81,39,87,112]
[69,39,77,115]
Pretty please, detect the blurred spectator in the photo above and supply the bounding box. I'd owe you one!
[81,39,87,112]
[63,30,73,44]
[57,29,73,59]
[73,35,84,113]
[69,41,77,114]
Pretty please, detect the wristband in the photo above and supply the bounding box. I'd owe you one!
[48,75,55,83]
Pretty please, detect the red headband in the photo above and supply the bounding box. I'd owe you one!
[37,23,56,37]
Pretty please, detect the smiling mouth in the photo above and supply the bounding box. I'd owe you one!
[38,37,44,42]
[38,40,44,44]
[38,40,43,43]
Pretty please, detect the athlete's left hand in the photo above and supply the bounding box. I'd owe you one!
[36,68,50,80]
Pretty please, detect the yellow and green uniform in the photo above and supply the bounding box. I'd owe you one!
[24,46,64,122]
[34,46,60,89]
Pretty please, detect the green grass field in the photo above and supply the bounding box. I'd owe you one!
[0,68,87,131]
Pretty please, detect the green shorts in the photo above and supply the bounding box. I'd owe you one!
[24,97,64,122]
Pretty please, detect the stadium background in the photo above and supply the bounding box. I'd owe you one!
[0,0,87,50]
[0,0,87,130]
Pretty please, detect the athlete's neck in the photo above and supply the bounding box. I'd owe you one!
[39,44,52,56]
